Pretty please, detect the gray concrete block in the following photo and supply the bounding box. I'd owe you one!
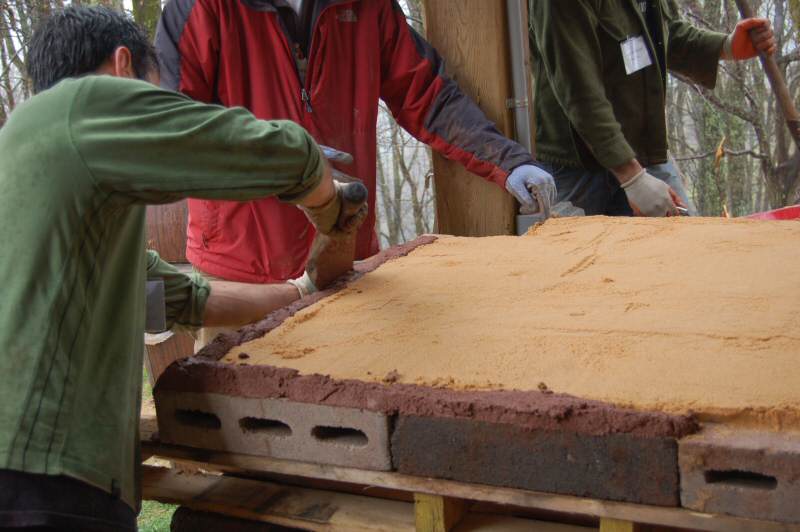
[156,391,392,470]
[680,425,800,523]
[391,415,680,506]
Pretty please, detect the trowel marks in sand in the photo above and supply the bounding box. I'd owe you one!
[217,217,800,430]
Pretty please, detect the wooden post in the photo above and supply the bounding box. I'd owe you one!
[423,0,517,237]
[600,518,638,532]
[600,517,670,532]
[414,493,466,532]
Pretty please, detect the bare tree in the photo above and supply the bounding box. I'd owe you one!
[131,0,160,38]
[670,0,800,214]
[374,0,435,246]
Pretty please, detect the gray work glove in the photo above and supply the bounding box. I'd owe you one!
[621,169,678,217]
[505,164,557,215]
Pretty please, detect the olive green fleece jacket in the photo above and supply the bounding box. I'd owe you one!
[529,0,728,170]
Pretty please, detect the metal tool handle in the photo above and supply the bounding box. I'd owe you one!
[532,188,551,220]
[321,145,355,165]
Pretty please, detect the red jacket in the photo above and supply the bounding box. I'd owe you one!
[156,0,535,283]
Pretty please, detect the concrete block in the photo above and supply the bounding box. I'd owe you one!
[680,425,800,523]
[391,415,679,506]
[156,391,392,470]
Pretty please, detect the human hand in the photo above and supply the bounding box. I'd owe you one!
[621,169,681,217]
[301,180,367,235]
[505,164,557,215]
[302,181,368,291]
[726,18,776,60]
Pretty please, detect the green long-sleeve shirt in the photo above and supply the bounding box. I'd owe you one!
[529,0,727,170]
[0,75,324,509]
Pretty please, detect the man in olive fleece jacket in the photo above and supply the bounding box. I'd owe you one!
[530,0,776,217]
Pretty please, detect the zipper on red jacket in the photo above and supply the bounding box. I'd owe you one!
[300,87,313,113]
[274,1,355,115]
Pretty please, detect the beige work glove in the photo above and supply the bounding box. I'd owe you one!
[621,169,678,217]
[293,181,369,295]
[301,180,369,235]
[301,181,341,234]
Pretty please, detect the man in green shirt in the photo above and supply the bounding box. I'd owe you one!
[529,0,776,217]
[0,6,366,531]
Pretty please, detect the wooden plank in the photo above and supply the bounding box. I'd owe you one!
[139,436,799,532]
[142,465,415,532]
[423,0,517,237]
[143,465,593,531]
[455,513,592,531]
[414,493,466,532]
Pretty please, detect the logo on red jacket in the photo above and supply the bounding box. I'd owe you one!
[337,8,357,22]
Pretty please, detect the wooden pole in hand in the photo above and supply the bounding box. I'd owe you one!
[734,0,800,150]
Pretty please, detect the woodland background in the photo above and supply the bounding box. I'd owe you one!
[2,0,798,247]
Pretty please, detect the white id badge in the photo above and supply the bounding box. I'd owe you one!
[620,35,652,75]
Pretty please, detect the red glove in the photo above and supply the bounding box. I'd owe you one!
[729,18,777,60]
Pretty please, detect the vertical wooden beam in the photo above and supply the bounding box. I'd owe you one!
[414,493,466,532]
[600,517,670,532]
[600,518,638,532]
[423,0,517,237]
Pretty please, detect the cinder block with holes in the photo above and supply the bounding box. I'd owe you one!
[679,424,800,523]
[155,391,392,470]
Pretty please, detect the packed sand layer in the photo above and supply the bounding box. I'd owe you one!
[228,217,800,429]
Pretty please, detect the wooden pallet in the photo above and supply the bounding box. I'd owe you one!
[141,416,799,532]
[143,465,591,532]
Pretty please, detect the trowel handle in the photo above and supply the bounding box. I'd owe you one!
[532,188,551,220]
[321,145,355,165]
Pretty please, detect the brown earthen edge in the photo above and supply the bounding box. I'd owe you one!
[157,235,698,440]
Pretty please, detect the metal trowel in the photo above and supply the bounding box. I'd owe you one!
[516,186,585,235]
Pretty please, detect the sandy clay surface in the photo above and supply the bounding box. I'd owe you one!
[227,217,800,430]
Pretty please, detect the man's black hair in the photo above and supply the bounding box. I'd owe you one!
[27,5,158,94]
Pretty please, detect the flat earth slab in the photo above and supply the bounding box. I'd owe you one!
[183,217,800,429]
[156,217,800,510]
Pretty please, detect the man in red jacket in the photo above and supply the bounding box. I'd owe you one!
[155,1,552,323]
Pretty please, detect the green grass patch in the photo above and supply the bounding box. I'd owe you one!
[143,366,153,403]
[138,500,176,532]
[140,369,171,530]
